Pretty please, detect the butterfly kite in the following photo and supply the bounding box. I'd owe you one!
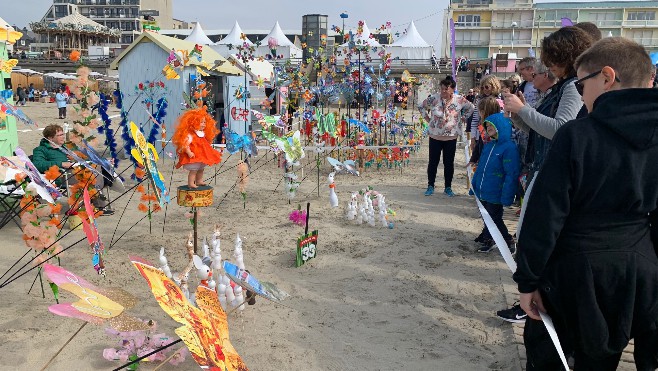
[0,58,17,73]
[78,139,125,192]
[224,127,258,157]
[81,187,106,276]
[275,130,304,166]
[0,96,36,126]
[129,122,170,206]
[43,264,150,332]
[2,148,62,203]
[162,64,180,80]
[223,261,288,303]
[326,157,360,176]
[132,257,249,371]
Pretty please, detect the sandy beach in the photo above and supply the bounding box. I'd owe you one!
[0,101,527,371]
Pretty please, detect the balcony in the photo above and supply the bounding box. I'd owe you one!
[588,20,623,27]
[491,38,533,46]
[455,40,491,46]
[454,21,493,28]
[624,20,658,27]
[629,37,658,47]
[491,20,534,28]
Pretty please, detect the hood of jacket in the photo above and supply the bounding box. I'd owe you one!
[590,88,658,150]
[483,112,512,144]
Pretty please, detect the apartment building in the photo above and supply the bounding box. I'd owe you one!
[443,0,658,59]
[39,0,173,45]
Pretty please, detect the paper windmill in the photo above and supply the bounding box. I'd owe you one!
[43,264,149,332]
[78,139,124,192]
[275,130,304,166]
[132,258,248,371]
[4,148,63,203]
[129,122,170,206]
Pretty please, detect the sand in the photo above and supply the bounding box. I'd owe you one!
[0,101,524,371]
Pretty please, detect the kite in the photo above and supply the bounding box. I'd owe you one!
[43,264,149,331]
[129,122,170,206]
[132,258,248,371]
[3,147,63,203]
[81,188,106,276]
[223,261,288,303]
[224,128,258,157]
[275,130,304,166]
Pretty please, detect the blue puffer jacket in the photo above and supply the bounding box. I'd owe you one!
[471,113,520,206]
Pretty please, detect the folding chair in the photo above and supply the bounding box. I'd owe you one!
[0,180,24,230]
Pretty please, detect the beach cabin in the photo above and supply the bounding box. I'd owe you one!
[109,32,244,144]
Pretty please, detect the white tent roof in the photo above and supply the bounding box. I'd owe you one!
[263,21,294,47]
[0,17,15,31]
[391,21,430,47]
[44,72,77,79]
[185,22,214,45]
[340,22,382,48]
[215,21,252,46]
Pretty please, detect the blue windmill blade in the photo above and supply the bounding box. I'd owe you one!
[348,119,371,134]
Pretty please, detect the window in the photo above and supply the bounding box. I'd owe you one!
[456,30,484,45]
[589,12,619,26]
[457,14,481,27]
[628,11,656,21]
[629,30,654,46]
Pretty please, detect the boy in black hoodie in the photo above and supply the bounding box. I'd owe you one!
[514,37,658,369]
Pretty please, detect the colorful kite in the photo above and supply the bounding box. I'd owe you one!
[43,264,149,332]
[81,188,106,276]
[129,122,170,206]
[131,258,248,371]
[223,261,288,303]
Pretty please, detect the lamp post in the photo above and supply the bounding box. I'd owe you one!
[511,21,518,54]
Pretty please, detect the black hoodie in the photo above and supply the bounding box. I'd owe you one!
[513,88,658,359]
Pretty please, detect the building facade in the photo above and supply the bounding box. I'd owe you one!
[39,0,173,45]
[443,0,658,59]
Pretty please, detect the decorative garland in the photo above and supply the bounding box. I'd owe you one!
[113,89,139,174]
[148,97,168,145]
[97,93,120,168]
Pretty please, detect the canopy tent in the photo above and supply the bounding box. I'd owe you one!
[255,22,302,60]
[211,21,252,57]
[30,11,120,56]
[184,22,214,45]
[387,21,434,61]
[12,68,43,77]
[43,72,77,79]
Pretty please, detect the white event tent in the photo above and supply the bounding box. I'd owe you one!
[210,21,252,58]
[387,21,434,61]
[255,22,302,59]
[184,22,214,45]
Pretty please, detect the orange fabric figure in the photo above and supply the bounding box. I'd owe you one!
[172,108,222,188]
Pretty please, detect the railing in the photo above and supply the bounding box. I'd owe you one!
[490,38,533,45]
[588,20,623,27]
[490,20,534,28]
[628,37,658,47]
[456,40,491,46]
[455,21,493,28]
[623,20,658,27]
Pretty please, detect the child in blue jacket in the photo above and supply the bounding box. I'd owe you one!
[472,111,520,253]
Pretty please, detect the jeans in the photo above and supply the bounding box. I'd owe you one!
[480,200,512,241]
[427,138,457,188]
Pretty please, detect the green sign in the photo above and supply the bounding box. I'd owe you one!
[295,230,317,267]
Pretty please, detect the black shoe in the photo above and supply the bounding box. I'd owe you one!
[100,208,115,216]
[477,240,494,253]
[506,237,516,254]
[474,234,485,243]
[496,303,527,323]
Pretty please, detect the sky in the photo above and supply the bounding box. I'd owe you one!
[1,0,622,51]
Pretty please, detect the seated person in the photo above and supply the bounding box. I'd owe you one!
[32,124,73,173]
[40,88,49,98]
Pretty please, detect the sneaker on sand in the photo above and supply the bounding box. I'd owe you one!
[444,187,455,197]
[477,240,494,253]
[424,186,434,196]
[507,239,517,255]
[497,303,527,323]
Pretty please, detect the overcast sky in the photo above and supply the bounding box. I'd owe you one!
[2,0,619,51]
[3,0,446,46]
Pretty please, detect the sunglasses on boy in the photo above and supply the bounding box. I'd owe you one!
[575,69,621,96]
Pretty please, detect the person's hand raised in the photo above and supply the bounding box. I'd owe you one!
[503,92,525,114]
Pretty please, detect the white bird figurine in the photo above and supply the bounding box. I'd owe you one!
[158,247,172,279]
[328,172,339,208]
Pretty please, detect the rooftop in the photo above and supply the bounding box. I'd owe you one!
[534,0,658,8]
